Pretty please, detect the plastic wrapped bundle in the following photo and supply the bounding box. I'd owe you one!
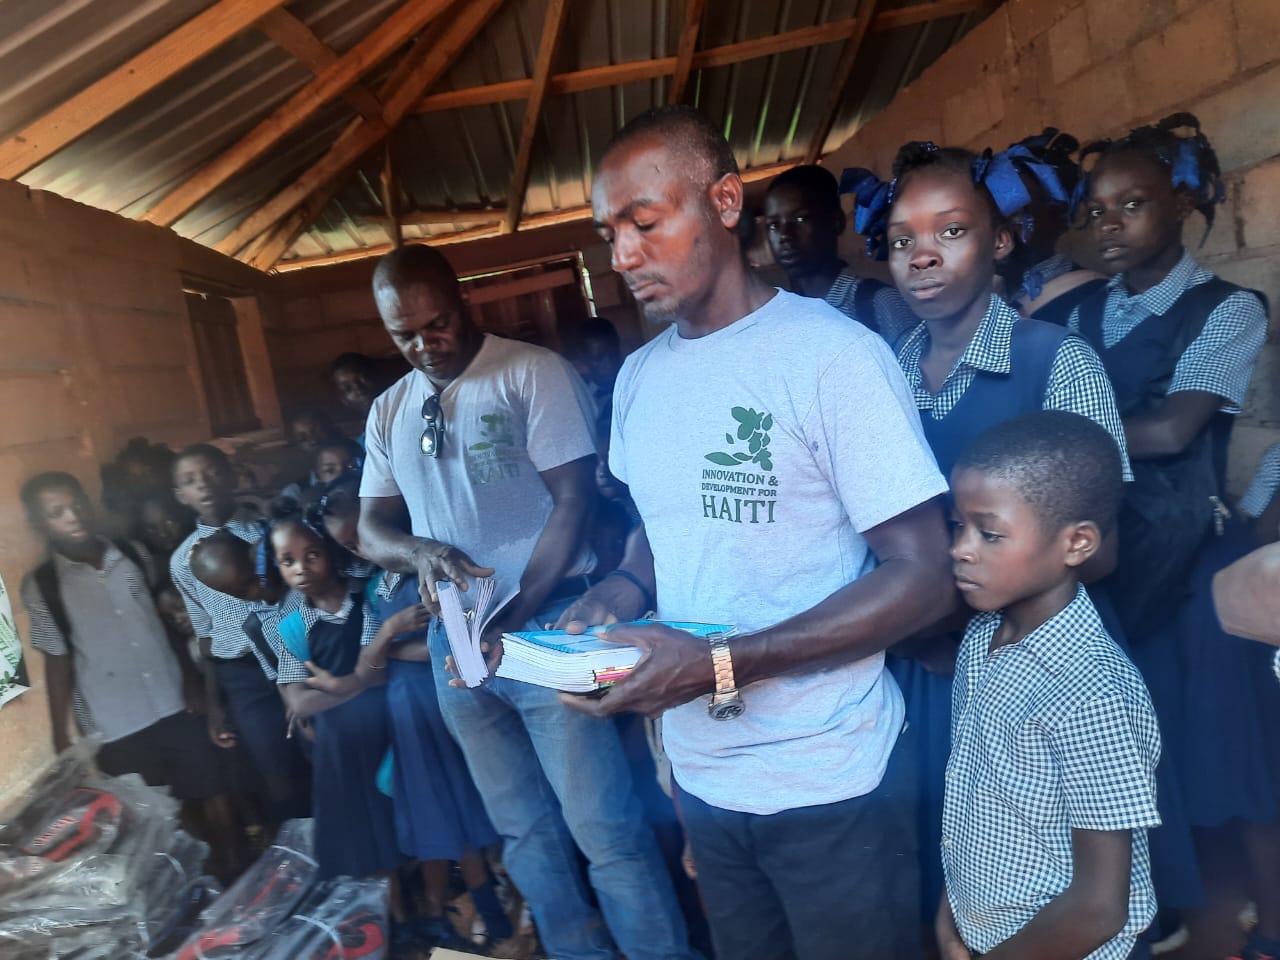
[246,876,389,960]
[173,819,317,960]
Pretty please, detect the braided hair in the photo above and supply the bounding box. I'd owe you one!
[1074,112,1225,237]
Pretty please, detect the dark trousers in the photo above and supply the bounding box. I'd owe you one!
[678,724,921,960]
[214,657,311,821]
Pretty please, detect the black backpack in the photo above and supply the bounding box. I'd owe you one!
[31,539,147,651]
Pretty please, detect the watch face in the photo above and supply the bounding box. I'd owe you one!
[709,698,745,721]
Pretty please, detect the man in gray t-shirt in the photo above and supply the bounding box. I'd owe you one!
[561,106,954,960]
[358,245,696,960]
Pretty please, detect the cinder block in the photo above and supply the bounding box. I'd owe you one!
[1211,256,1280,330]
[1194,188,1240,260]
[0,301,70,373]
[916,8,1012,98]
[943,74,999,145]
[1195,61,1280,172]
[1084,0,1177,64]
[1235,0,1280,71]
[1128,0,1238,120]
[1007,0,1082,44]
[1238,158,1280,249]
[1050,58,1134,145]
[1049,6,1093,84]
[0,375,80,447]
[87,306,190,369]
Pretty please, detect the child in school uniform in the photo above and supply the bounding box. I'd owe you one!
[985,128,1109,326]
[307,485,516,950]
[170,443,311,822]
[938,411,1160,960]
[258,505,405,883]
[849,138,1130,922]
[762,164,916,344]
[1067,115,1276,957]
[18,471,245,874]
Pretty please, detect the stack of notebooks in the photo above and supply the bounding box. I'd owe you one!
[437,577,732,692]
[497,620,734,693]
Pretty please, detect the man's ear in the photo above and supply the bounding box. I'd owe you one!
[1063,520,1102,569]
[708,173,745,230]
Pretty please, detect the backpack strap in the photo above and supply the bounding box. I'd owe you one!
[32,560,73,652]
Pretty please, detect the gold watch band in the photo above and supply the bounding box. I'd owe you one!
[709,636,737,702]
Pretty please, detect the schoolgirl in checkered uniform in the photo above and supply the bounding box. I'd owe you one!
[1067,114,1277,960]
[846,138,1131,927]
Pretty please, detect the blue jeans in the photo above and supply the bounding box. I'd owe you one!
[429,616,696,960]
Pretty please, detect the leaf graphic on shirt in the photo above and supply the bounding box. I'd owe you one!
[470,442,493,451]
[706,406,776,473]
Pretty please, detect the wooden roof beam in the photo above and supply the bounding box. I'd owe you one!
[219,0,506,260]
[143,0,454,228]
[417,0,983,114]
[257,8,384,123]
[504,0,571,234]
[667,0,706,105]
[0,0,291,180]
[804,0,879,164]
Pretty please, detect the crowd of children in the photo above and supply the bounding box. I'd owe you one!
[14,108,1280,960]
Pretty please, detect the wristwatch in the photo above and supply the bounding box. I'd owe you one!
[707,635,744,720]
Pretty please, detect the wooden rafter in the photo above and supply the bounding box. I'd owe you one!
[668,0,707,105]
[276,160,799,271]
[417,0,985,114]
[804,0,879,164]
[246,180,347,272]
[381,137,403,249]
[218,0,506,260]
[257,9,384,123]
[143,0,453,228]
[0,0,290,180]
[504,0,571,234]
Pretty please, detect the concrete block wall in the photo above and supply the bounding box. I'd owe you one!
[0,180,275,805]
[823,0,1280,493]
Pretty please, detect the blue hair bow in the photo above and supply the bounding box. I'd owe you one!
[839,167,895,261]
[976,144,1070,219]
[252,517,273,587]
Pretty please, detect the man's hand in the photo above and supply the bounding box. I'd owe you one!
[445,619,508,688]
[207,704,237,749]
[557,623,715,718]
[413,542,494,611]
[555,574,650,634]
[936,896,971,960]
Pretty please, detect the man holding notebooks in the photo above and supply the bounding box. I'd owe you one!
[563,105,955,959]
[356,244,696,960]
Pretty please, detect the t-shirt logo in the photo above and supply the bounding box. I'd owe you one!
[700,406,778,525]
[705,406,774,471]
[466,412,521,485]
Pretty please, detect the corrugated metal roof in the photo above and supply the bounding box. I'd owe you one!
[0,0,998,270]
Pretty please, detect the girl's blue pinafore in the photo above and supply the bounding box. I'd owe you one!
[374,573,499,859]
[893,316,1068,918]
[301,594,403,880]
[1079,278,1280,831]
[1072,278,1271,907]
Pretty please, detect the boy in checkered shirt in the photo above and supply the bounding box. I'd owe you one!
[938,411,1160,960]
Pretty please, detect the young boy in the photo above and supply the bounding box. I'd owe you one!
[169,443,310,821]
[18,472,242,866]
[938,411,1160,960]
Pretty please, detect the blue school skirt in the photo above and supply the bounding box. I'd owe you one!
[312,685,403,880]
[1165,522,1280,827]
[385,659,499,860]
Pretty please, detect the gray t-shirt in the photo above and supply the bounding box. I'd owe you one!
[612,289,948,815]
[361,334,599,600]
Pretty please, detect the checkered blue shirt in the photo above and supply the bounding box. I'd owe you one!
[825,268,917,348]
[943,585,1161,958]
[1239,443,1280,519]
[1067,250,1267,414]
[266,587,382,685]
[170,513,276,677]
[897,294,1133,479]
